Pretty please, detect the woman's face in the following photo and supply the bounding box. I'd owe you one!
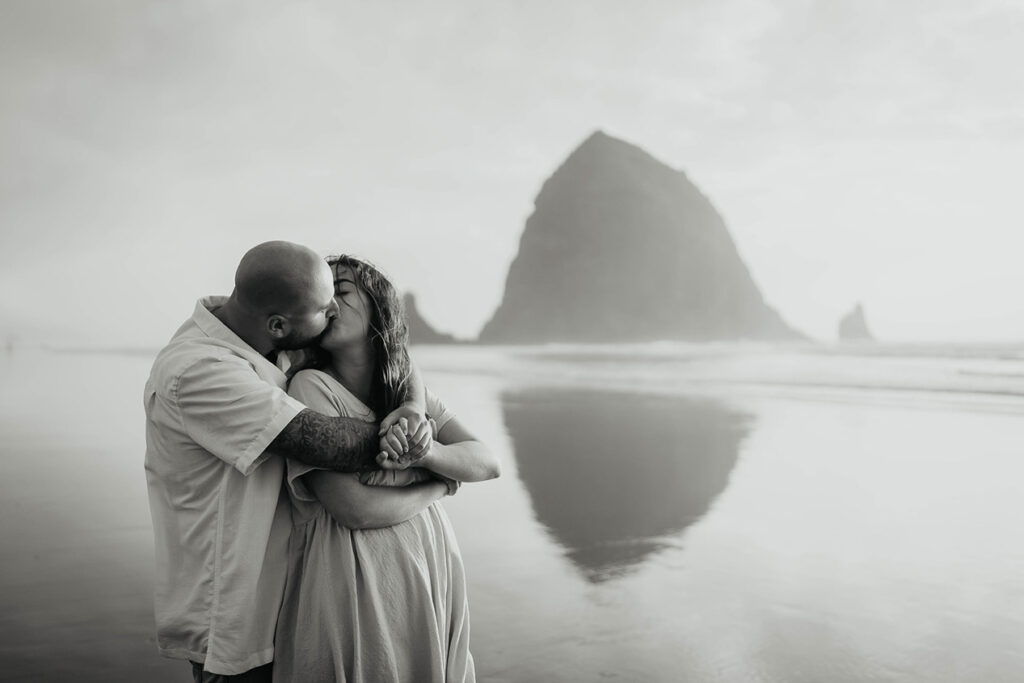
[320,264,373,350]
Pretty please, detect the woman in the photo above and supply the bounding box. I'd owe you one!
[272,255,500,683]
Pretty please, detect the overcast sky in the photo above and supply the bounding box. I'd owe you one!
[2,0,1023,346]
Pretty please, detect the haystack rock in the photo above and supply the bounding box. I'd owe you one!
[838,303,874,341]
[478,131,801,343]
[403,293,458,345]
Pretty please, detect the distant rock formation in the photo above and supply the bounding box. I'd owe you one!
[478,130,801,343]
[838,302,875,341]
[403,293,458,345]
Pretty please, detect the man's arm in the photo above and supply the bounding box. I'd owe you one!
[268,408,429,472]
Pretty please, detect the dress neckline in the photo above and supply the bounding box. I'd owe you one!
[305,369,375,420]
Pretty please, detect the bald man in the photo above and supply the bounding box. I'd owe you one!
[144,241,430,681]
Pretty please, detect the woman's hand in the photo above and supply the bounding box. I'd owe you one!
[379,404,427,438]
[432,472,460,497]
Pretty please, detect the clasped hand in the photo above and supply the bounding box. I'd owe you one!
[376,406,436,470]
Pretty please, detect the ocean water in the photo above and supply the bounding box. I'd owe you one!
[2,343,1024,681]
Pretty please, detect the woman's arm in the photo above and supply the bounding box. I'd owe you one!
[417,417,501,483]
[378,361,427,434]
[307,470,448,529]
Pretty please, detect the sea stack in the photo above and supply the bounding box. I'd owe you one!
[478,131,801,343]
[403,293,458,345]
[838,303,875,342]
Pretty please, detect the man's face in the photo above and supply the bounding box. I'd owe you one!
[274,262,340,350]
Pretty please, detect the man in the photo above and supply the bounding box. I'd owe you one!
[144,241,429,681]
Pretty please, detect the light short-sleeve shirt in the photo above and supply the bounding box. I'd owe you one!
[143,297,306,675]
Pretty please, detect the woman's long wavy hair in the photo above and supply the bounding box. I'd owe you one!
[289,254,411,417]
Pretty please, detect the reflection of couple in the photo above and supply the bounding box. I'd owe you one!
[144,241,499,682]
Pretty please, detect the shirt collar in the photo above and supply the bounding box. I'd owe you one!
[191,296,289,373]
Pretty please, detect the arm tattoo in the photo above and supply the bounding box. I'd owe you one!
[269,409,380,472]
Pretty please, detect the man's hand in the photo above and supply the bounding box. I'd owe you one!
[377,419,432,470]
[379,421,409,456]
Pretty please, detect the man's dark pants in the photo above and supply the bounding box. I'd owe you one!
[191,661,273,683]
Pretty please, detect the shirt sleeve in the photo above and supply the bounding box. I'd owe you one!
[425,387,456,433]
[284,370,347,503]
[176,354,305,476]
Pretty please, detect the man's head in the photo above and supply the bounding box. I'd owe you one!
[232,241,339,350]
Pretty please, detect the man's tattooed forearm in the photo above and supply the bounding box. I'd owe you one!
[270,410,379,472]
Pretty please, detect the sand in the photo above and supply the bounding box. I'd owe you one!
[2,347,1024,682]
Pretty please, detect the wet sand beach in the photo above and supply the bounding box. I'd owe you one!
[2,346,1024,681]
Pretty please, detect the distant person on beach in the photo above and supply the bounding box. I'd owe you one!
[271,254,500,683]
[144,241,432,682]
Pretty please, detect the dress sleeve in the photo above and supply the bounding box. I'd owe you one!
[425,387,456,433]
[283,370,346,503]
[176,355,306,476]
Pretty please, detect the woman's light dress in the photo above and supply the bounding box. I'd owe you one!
[272,369,475,683]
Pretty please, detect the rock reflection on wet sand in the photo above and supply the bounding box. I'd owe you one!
[501,388,752,581]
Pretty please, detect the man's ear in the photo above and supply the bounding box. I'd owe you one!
[267,315,290,339]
